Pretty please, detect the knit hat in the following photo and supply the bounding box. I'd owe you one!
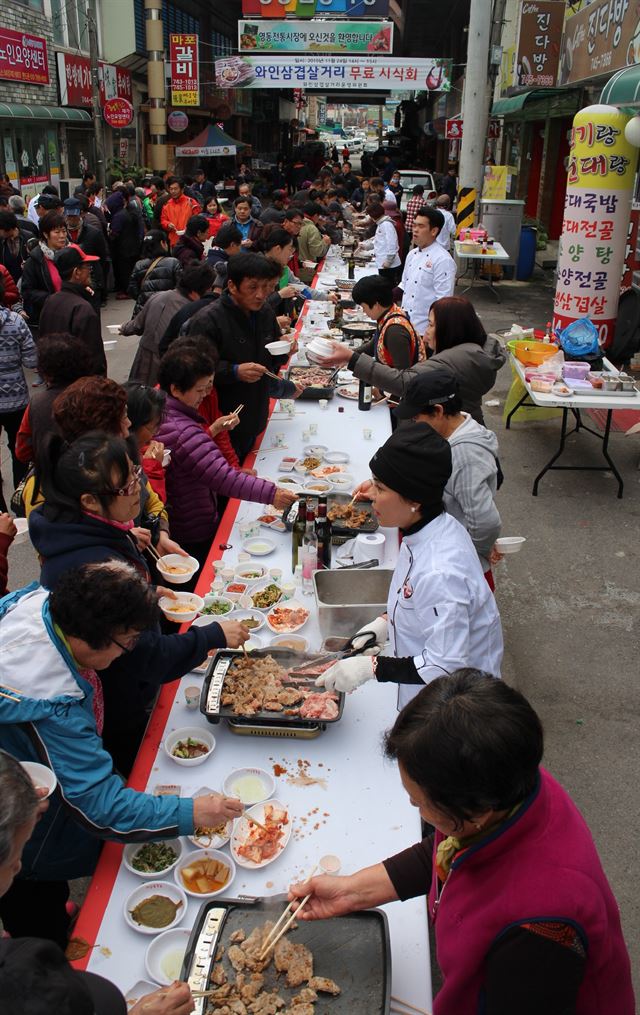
[369,421,452,505]
[394,364,459,419]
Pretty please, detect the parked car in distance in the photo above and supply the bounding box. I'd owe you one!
[397,170,437,213]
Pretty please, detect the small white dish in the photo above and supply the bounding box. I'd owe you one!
[20,761,57,798]
[242,537,276,557]
[269,633,309,653]
[234,564,267,585]
[200,594,234,617]
[156,554,199,585]
[244,635,264,651]
[164,726,216,767]
[231,800,292,870]
[103,339,117,351]
[123,880,187,935]
[229,608,265,632]
[145,927,191,985]
[265,600,310,634]
[158,592,204,623]
[265,339,291,356]
[124,979,158,1008]
[303,479,333,495]
[222,767,275,805]
[188,788,233,849]
[106,324,121,334]
[495,536,526,555]
[302,444,328,458]
[272,475,304,493]
[248,579,283,612]
[328,473,354,491]
[174,848,236,899]
[123,839,183,879]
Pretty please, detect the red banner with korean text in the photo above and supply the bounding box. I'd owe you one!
[0,27,49,85]
[56,53,133,109]
[170,34,200,106]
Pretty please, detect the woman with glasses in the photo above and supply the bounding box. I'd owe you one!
[28,432,250,774]
[20,211,68,335]
[124,382,169,501]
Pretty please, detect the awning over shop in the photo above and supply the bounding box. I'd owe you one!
[175,123,245,158]
[491,89,569,117]
[0,103,91,122]
[601,66,640,108]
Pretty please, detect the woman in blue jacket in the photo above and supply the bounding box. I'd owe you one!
[0,562,244,947]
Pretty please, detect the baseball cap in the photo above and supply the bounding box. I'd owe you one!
[63,197,81,216]
[394,364,459,419]
[54,243,99,275]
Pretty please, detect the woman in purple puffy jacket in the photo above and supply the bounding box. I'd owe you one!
[156,339,296,575]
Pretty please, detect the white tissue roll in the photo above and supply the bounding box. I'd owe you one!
[353,531,386,565]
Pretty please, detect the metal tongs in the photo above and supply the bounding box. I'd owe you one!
[289,629,378,673]
[337,557,379,570]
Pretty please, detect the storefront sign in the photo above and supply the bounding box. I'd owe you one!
[56,53,133,108]
[0,27,49,85]
[168,110,189,131]
[516,1,564,88]
[119,138,129,162]
[103,97,134,128]
[215,54,451,91]
[238,18,392,53]
[621,206,640,289]
[445,117,500,140]
[483,165,508,199]
[170,33,200,106]
[554,105,636,347]
[241,1,389,17]
[559,0,636,86]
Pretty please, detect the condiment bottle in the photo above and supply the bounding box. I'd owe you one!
[291,497,307,574]
[315,497,332,569]
[301,509,318,595]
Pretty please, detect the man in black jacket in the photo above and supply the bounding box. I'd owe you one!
[63,197,109,308]
[0,210,31,283]
[186,252,299,460]
[39,246,106,375]
[192,167,215,204]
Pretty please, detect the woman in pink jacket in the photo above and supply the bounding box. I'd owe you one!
[155,341,295,573]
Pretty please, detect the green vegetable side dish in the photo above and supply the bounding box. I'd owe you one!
[251,583,282,609]
[130,893,182,928]
[131,842,178,873]
[202,599,232,615]
[243,617,261,629]
[172,737,209,759]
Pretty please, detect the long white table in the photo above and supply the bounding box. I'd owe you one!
[75,254,432,1011]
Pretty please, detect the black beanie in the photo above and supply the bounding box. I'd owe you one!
[369,422,452,505]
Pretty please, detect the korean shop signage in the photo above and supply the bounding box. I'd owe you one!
[559,0,639,86]
[241,1,389,18]
[516,1,565,88]
[170,33,199,106]
[238,19,392,52]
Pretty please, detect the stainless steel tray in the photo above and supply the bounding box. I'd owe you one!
[314,568,393,638]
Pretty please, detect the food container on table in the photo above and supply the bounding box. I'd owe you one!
[342,321,376,343]
[303,478,333,495]
[568,378,594,391]
[313,568,393,638]
[524,369,555,384]
[265,599,310,634]
[201,594,234,616]
[247,578,284,611]
[618,373,636,391]
[123,839,184,879]
[222,582,248,602]
[124,880,187,935]
[227,608,265,632]
[174,848,236,899]
[529,377,554,393]
[164,726,216,767]
[222,766,275,804]
[179,897,391,1012]
[158,593,204,623]
[562,361,591,380]
[269,632,309,652]
[234,564,267,585]
[242,537,277,557]
[302,444,328,458]
[508,339,559,368]
[145,927,191,986]
[286,365,336,400]
[200,647,345,733]
[495,536,526,554]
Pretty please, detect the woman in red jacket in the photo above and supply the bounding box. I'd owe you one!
[203,194,229,240]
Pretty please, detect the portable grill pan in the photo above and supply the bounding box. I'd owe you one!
[200,647,346,732]
[181,895,391,1015]
[286,365,336,400]
[284,494,379,539]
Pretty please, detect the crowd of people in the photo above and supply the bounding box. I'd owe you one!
[0,154,634,1014]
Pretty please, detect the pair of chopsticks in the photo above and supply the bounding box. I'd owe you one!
[145,543,161,564]
[0,681,22,703]
[223,403,244,428]
[391,997,431,1015]
[258,865,319,960]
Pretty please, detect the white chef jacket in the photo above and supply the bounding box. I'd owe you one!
[436,209,456,251]
[386,512,503,710]
[399,242,456,335]
[360,217,400,269]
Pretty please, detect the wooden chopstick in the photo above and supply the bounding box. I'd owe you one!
[258,864,318,958]
[259,894,313,958]
[0,690,20,702]
[390,996,431,1015]
[0,681,24,696]
[244,813,270,835]
[264,368,282,381]
[145,542,161,563]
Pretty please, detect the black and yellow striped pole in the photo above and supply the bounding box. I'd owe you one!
[456,187,476,237]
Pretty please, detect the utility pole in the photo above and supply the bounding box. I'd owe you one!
[456,0,493,232]
[145,0,167,173]
[86,4,106,188]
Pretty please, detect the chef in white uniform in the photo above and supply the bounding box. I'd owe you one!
[317,424,503,709]
[400,206,456,336]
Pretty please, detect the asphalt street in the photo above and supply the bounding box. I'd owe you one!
[2,261,638,993]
